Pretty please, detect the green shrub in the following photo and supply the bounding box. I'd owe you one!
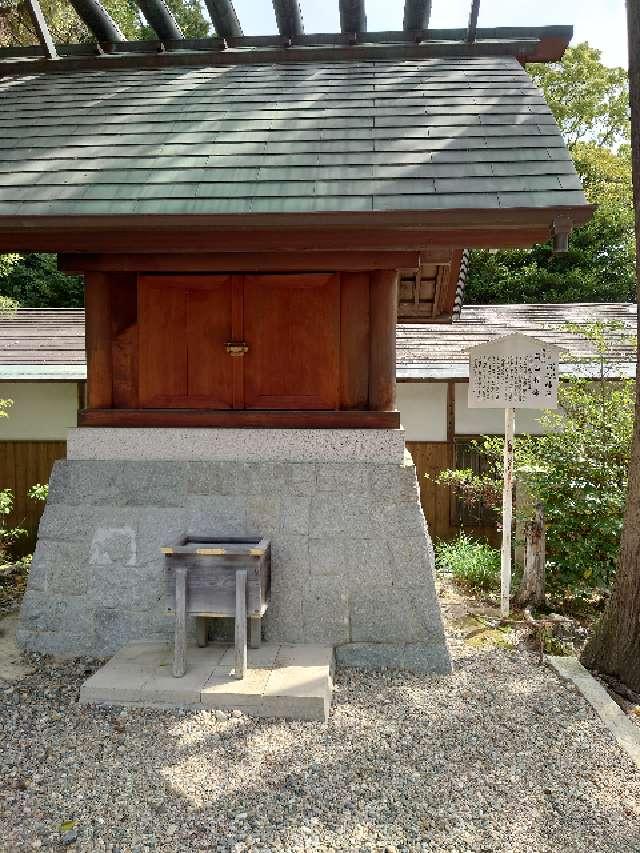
[435,534,501,593]
[436,322,635,597]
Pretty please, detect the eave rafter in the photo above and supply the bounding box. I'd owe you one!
[134,0,183,41]
[25,0,57,59]
[204,0,242,40]
[339,0,366,37]
[403,0,432,33]
[467,0,481,43]
[272,0,304,40]
[68,0,125,44]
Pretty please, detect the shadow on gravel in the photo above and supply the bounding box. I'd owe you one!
[2,646,640,851]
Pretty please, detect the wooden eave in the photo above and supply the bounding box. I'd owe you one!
[0,206,594,254]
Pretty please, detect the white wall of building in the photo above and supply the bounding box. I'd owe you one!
[0,378,553,442]
[0,382,79,440]
[454,382,547,435]
[397,382,448,441]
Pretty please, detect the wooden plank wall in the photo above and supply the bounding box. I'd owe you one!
[0,440,66,553]
[406,440,498,545]
[406,440,453,541]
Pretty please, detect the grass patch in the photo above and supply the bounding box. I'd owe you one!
[435,534,501,594]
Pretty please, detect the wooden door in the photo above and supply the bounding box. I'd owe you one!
[138,275,234,408]
[242,274,340,410]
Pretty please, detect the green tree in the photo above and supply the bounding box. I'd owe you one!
[466,44,635,306]
[582,0,640,692]
[0,0,210,46]
[528,42,629,147]
[0,253,83,308]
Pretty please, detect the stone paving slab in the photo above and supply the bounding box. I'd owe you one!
[80,641,333,722]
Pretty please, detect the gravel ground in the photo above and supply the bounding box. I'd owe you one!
[1,612,640,852]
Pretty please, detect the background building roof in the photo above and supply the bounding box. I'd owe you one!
[1,304,635,382]
[0,308,85,379]
[397,303,638,380]
[0,57,586,220]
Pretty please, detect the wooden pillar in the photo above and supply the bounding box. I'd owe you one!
[84,272,113,409]
[235,569,248,680]
[173,564,187,678]
[369,270,398,411]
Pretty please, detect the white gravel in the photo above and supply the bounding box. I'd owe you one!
[1,625,640,852]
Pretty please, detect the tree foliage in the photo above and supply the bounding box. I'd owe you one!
[528,42,630,148]
[0,253,83,308]
[467,44,635,306]
[0,0,210,46]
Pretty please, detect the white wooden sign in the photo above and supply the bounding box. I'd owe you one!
[468,333,560,410]
[467,334,560,618]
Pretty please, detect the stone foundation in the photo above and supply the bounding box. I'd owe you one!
[18,429,451,673]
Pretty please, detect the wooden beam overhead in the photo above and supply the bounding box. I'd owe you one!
[467,0,481,43]
[272,0,304,39]
[25,0,57,59]
[0,36,560,72]
[0,24,574,67]
[58,250,423,274]
[68,0,125,44]
[403,0,432,32]
[134,0,183,42]
[339,0,366,35]
[204,0,242,40]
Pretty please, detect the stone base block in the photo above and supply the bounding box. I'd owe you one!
[336,642,453,674]
[67,427,406,463]
[80,641,334,722]
[19,431,451,673]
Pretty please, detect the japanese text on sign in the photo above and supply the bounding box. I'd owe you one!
[468,334,560,410]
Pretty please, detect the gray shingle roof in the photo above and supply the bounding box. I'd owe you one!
[0,309,85,379]
[398,303,638,381]
[0,57,587,218]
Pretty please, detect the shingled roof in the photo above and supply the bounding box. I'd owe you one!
[397,303,638,381]
[0,308,85,379]
[0,57,587,219]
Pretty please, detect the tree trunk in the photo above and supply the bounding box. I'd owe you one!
[516,503,546,609]
[582,0,640,691]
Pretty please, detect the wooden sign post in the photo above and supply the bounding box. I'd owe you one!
[468,334,560,618]
[501,406,514,617]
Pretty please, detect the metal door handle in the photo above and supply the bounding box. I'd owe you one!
[225,341,249,357]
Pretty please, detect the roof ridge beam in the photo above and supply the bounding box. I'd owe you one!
[339,0,366,36]
[134,0,183,42]
[403,0,432,32]
[68,0,125,44]
[272,0,304,40]
[204,0,242,40]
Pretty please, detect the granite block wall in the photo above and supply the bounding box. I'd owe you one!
[18,451,451,673]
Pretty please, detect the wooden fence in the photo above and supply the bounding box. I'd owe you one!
[0,440,66,553]
[406,439,498,545]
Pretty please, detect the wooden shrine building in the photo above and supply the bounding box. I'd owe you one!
[2,0,591,668]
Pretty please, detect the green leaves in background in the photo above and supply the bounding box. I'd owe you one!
[467,43,635,305]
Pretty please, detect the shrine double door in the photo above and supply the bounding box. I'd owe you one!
[137,273,340,410]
